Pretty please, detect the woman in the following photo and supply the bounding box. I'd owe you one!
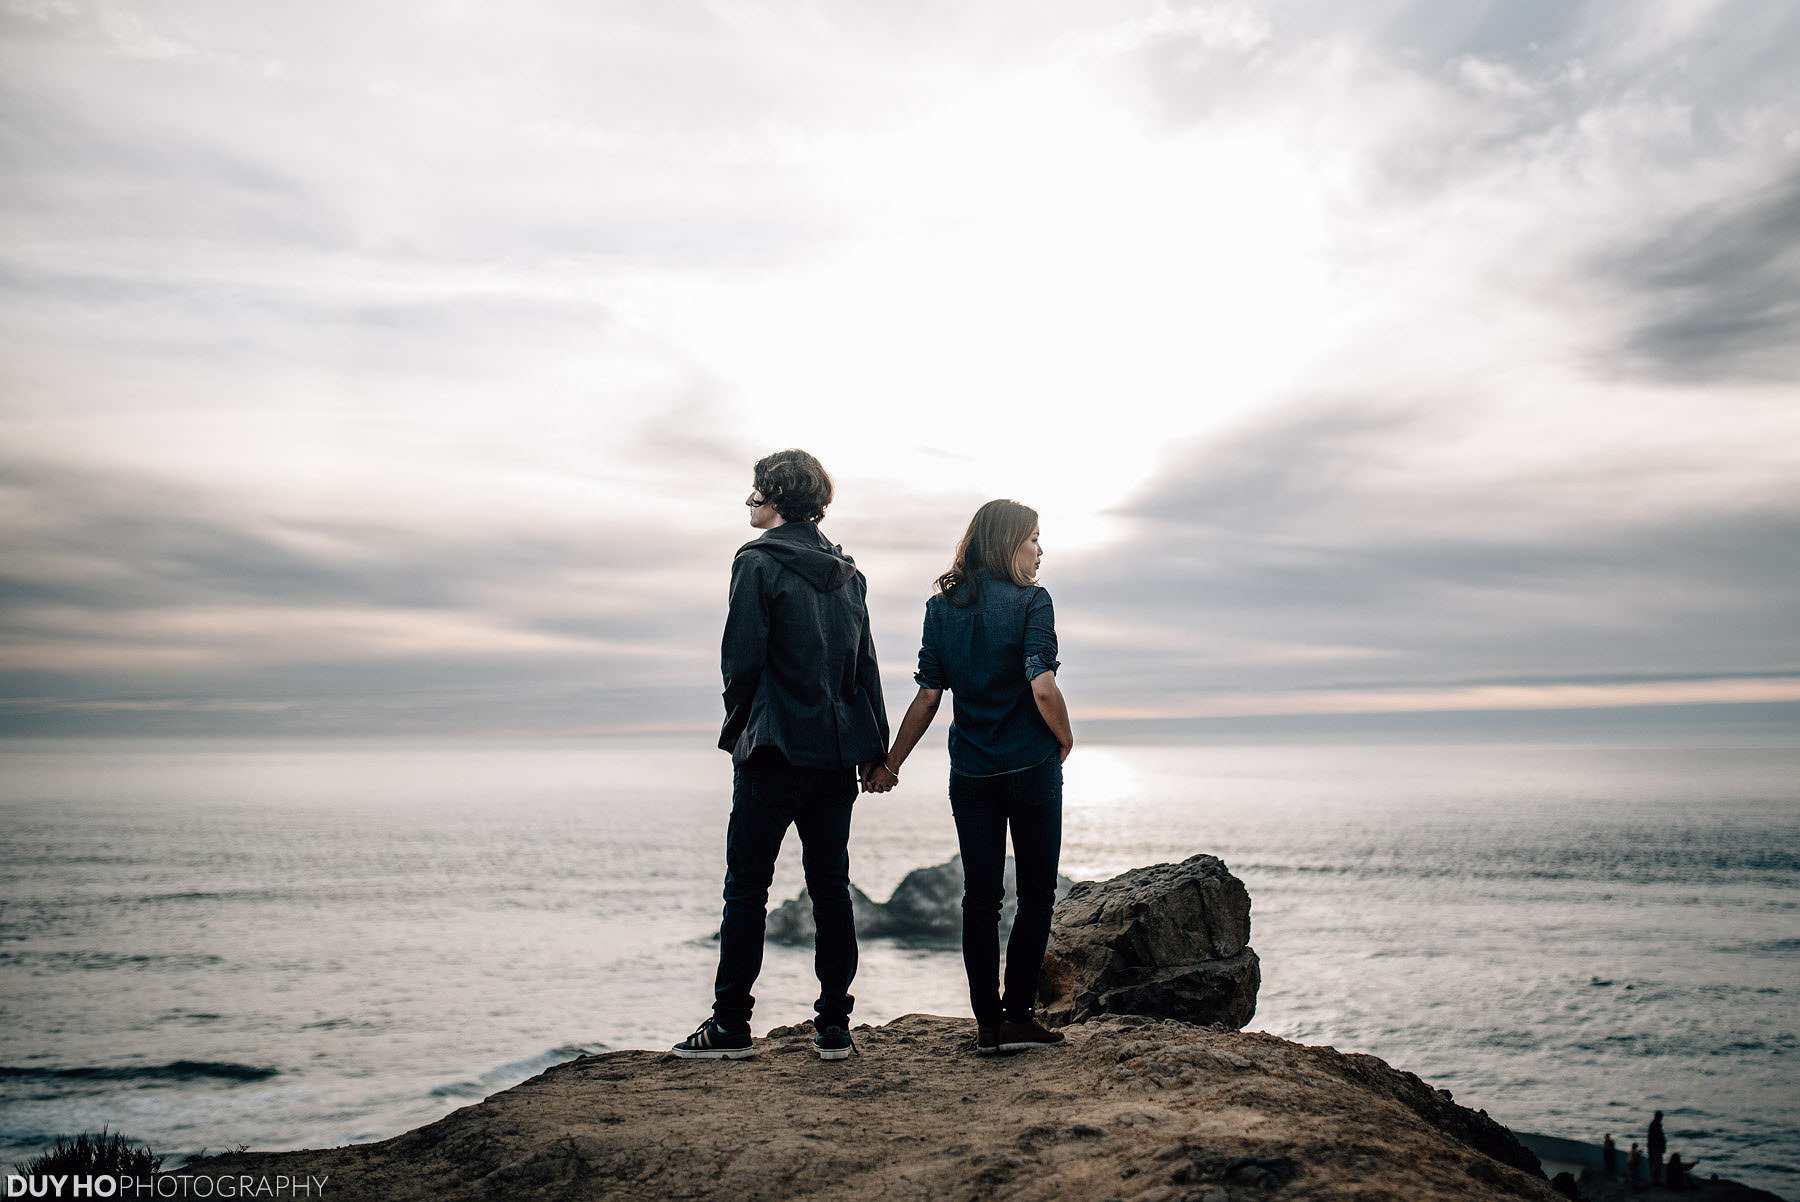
[869,499,1075,1054]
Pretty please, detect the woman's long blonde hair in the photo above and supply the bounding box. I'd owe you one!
[935,499,1038,607]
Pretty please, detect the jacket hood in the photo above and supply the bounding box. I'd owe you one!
[737,521,858,591]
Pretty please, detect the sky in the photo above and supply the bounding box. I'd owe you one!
[2,0,1797,738]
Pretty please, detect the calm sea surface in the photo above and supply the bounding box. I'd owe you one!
[1,738,1795,1194]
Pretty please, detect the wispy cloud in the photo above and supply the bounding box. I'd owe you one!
[1604,170,1800,382]
[1055,395,1799,711]
[1,0,1796,735]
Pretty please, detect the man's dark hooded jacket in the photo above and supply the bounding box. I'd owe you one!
[719,520,890,770]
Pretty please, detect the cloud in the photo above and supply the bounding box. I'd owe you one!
[0,452,736,733]
[1055,396,1800,704]
[0,455,714,609]
[1603,168,1800,382]
[2,0,1797,735]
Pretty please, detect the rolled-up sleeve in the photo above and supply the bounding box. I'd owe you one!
[1022,588,1060,682]
[913,599,946,689]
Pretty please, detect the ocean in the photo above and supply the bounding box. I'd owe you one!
[1,737,1795,1195]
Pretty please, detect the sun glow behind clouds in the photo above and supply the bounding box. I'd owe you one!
[5,1,1797,738]
[623,62,1335,552]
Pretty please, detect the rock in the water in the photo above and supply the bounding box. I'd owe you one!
[881,854,1074,940]
[762,854,1074,945]
[880,856,971,937]
[762,882,893,943]
[1038,852,1260,1029]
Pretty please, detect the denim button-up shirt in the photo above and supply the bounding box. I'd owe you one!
[914,572,1061,777]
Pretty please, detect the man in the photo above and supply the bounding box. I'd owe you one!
[672,449,890,1062]
[1648,1111,1666,1185]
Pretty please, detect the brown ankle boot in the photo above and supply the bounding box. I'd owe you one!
[993,1016,1065,1052]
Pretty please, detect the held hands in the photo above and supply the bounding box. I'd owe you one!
[859,760,900,794]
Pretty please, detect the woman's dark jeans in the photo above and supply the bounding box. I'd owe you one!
[713,750,858,1033]
[949,756,1063,1026]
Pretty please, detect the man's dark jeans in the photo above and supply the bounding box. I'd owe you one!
[949,756,1063,1026]
[713,749,857,1033]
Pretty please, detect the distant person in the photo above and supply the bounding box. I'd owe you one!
[1648,1111,1666,1184]
[1550,1170,1580,1199]
[1603,1133,1617,1178]
[877,499,1075,1055]
[1627,1142,1642,1184]
[671,450,891,1062]
[1667,1152,1698,1190]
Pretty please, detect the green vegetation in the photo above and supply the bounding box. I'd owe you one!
[12,1128,164,1180]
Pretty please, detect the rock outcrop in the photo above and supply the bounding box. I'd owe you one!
[763,854,1075,944]
[155,853,1787,1202]
[762,881,889,942]
[179,1013,1572,1202]
[1040,852,1260,1030]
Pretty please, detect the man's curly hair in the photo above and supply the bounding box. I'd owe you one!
[753,449,834,523]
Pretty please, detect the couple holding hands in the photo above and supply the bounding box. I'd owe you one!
[673,449,1074,1062]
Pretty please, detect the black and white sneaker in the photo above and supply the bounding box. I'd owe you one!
[670,1019,754,1059]
[814,1024,855,1061]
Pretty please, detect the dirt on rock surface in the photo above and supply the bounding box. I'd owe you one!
[182,1013,1576,1202]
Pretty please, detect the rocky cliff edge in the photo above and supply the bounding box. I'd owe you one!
[184,1012,1570,1202]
